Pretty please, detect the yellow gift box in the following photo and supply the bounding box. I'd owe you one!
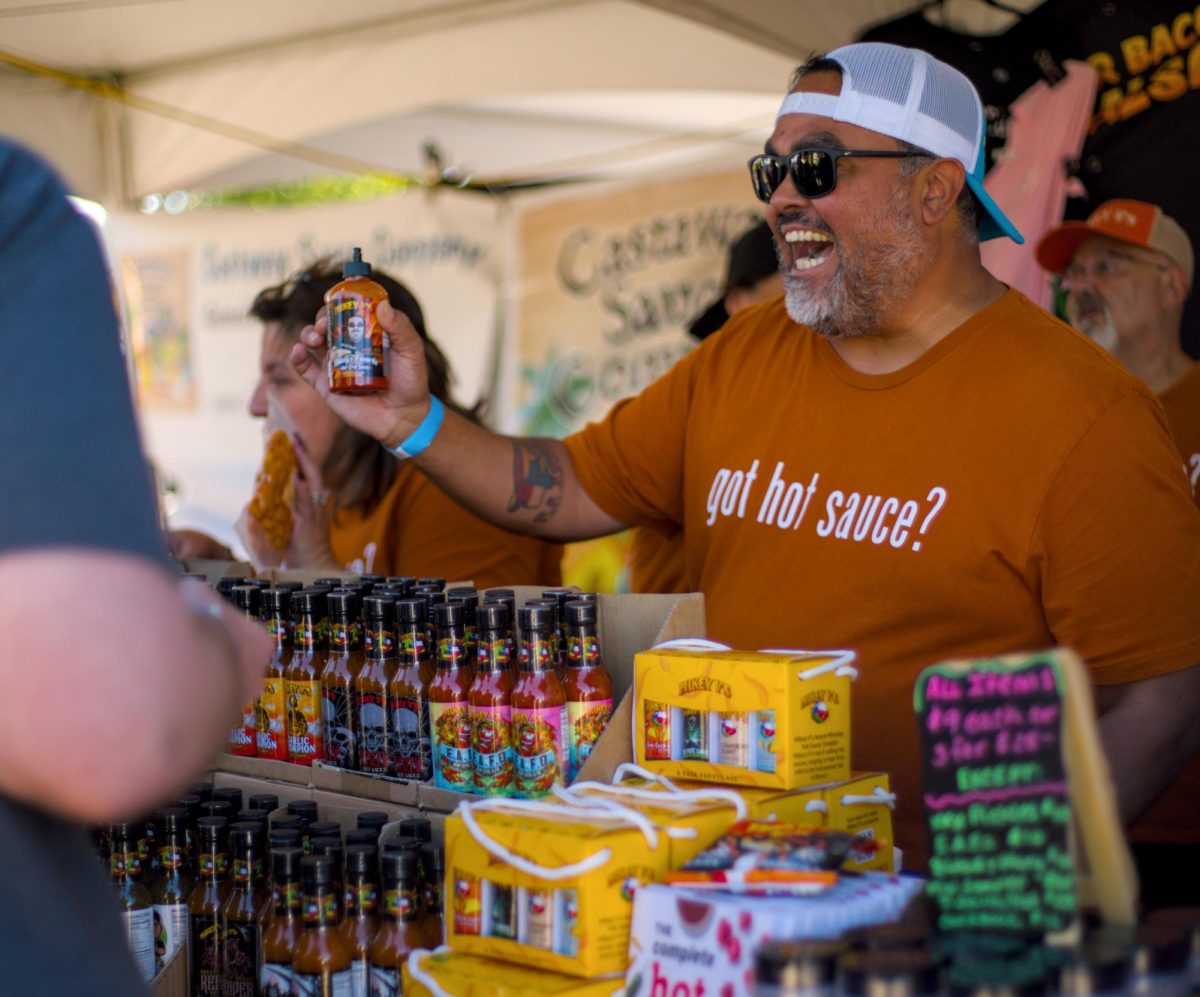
[634,644,857,790]
[403,949,623,996]
[444,796,674,978]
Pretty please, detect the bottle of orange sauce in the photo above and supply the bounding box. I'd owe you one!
[325,248,388,394]
[562,599,613,783]
[285,590,328,765]
[291,855,355,994]
[512,605,568,798]
[428,602,473,791]
[468,602,515,797]
[257,587,293,761]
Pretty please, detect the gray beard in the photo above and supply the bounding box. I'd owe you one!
[781,192,931,339]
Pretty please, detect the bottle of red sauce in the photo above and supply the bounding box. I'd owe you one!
[390,597,433,781]
[512,605,568,798]
[428,602,473,791]
[468,602,515,797]
[561,600,613,783]
[325,248,388,394]
[286,590,327,765]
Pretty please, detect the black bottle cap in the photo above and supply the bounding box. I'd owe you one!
[213,787,244,811]
[397,817,432,843]
[271,814,303,832]
[447,594,478,622]
[386,576,416,591]
[395,597,425,627]
[174,795,202,819]
[434,602,463,629]
[446,586,477,599]
[574,592,598,604]
[327,590,358,621]
[264,588,292,615]
[361,574,385,584]
[363,596,395,622]
[418,842,443,877]
[755,940,842,988]
[478,602,510,632]
[155,807,188,835]
[271,846,303,881]
[237,808,270,828]
[564,600,597,626]
[248,794,279,813]
[342,247,372,278]
[291,589,324,617]
[231,584,262,616]
[382,835,422,854]
[287,800,319,822]
[382,850,419,883]
[269,828,303,850]
[200,801,233,820]
[519,605,554,633]
[216,577,248,598]
[197,816,230,841]
[357,812,390,831]
[300,854,336,888]
[274,581,304,593]
[315,577,347,588]
[310,837,344,864]
[308,821,341,840]
[484,588,515,601]
[416,577,445,590]
[108,820,139,844]
[345,828,379,847]
[344,844,380,878]
[230,821,264,849]
[187,782,214,803]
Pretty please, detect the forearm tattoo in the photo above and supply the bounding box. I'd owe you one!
[507,439,564,523]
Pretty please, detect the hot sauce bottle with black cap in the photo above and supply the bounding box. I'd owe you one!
[389,597,432,781]
[355,596,394,776]
[221,821,270,995]
[109,820,156,983]
[512,605,568,798]
[292,855,355,994]
[189,816,232,996]
[322,590,361,770]
[151,807,194,975]
[429,602,473,790]
[258,588,293,761]
[326,248,389,394]
[369,850,424,995]
[228,585,264,757]
[261,846,303,996]
[286,590,327,765]
[339,844,382,994]
[562,600,613,783]
[469,601,515,796]
[418,842,445,948]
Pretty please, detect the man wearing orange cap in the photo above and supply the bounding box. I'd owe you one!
[1038,200,1200,906]
[1038,200,1199,507]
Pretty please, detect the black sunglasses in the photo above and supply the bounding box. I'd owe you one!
[748,148,930,203]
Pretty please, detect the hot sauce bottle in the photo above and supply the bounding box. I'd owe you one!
[292,855,354,995]
[368,851,423,996]
[151,807,194,976]
[261,847,302,996]
[418,842,445,948]
[389,597,433,781]
[220,822,269,995]
[355,596,393,776]
[338,845,381,995]
[189,817,232,997]
[258,588,292,761]
[542,588,578,680]
[482,590,518,670]
[325,247,389,395]
[447,589,479,662]
[227,585,263,757]
[525,598,563,682]
[468,602,515,797]
[322,591,362,771]
[429,602,474,791]
[512,605,568,798]
[562,600,613,783]
[109,821,156,983]
[286,591,327,765]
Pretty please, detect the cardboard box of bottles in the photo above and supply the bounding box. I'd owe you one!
[149,947,186,997]
[632,646,856,790]
[618,771,896,872]
[403,949,624,996]
[443,800,676,978]
[625,877,925,997]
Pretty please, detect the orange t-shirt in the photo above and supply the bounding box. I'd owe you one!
[1160,362,1200,508]
[564,290,1200,868]
[628,526,689,594]
[328,462,563,588]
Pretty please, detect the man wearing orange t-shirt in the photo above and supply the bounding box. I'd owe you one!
[1037,199,1200,905]
[291,43,1200,878]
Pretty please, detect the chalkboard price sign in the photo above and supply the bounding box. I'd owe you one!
[914,653,1076,933]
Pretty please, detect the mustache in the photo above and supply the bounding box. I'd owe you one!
[1071,291,1108,313]
[774,212,834,236]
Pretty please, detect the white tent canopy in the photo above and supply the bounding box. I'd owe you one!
[0,0,1033,205]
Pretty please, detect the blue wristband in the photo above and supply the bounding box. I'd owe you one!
[386,397,445,460]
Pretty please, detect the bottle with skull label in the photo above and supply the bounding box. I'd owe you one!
[389,597,432,781]
[512,605,568,798]
[321,591,361,771]
[355,596,393,776]
[286,590,327,765]
[429,602,473,791]
[325,248,389,395]
[469,601,515,796]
